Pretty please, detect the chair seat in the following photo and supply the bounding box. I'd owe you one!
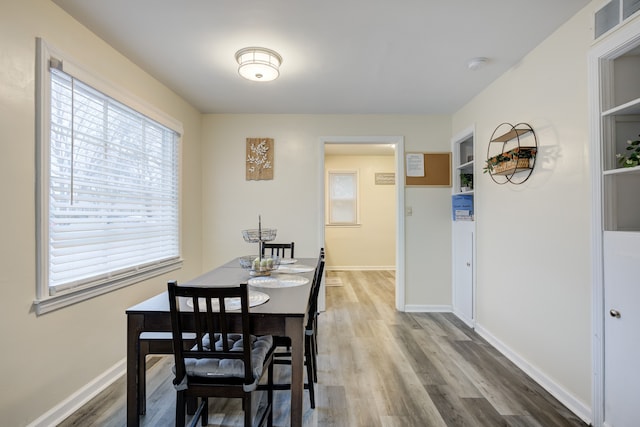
[184,334,273,380]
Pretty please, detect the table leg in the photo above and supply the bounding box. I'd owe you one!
[286,317,305,427]
[138,340,149,415]
[127,314,143,427]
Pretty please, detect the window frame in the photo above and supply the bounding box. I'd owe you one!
[326,170,360,226]
[34,38,183,314]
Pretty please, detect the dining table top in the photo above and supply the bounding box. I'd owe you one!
[126,257,318,316]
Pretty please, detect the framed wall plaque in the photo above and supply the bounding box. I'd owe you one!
[375,172,395,185]
[246,138,274,180]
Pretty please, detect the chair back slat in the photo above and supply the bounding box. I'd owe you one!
[261,242,295,258]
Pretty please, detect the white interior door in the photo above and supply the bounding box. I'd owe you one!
[453,220,474,326]
[603,231,640,427]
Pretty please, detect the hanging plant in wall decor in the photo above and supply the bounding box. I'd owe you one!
[246,138,274,180]
[485,122,538,185]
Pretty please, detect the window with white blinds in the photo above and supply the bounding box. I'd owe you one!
[328,171,359,225]
[35,39,182,313]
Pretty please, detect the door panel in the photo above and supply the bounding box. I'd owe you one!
[453,221,474,326]
[603,231,640,427]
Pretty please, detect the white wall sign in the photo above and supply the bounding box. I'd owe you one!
[406,153,424,177]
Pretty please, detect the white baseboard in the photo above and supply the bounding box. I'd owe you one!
[325,265,395,271]
[27,358,126,427]
[404,304,451,312]
[474,323,592,425]
[452,309,475,328]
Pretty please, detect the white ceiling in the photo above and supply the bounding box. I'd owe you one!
[51,0,590,115]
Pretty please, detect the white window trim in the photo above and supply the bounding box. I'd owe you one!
[326,170,360,226]
[34,38,183,315]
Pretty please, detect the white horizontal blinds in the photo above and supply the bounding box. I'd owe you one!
[329,172,357,224]
[48,66,179,293]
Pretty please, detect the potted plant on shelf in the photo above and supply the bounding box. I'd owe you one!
[460,173,473,191]
[484,146,537,174]
[616,135,640,168]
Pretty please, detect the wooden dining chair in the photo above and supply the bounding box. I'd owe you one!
[310,247,324,366]
[306,252,325,385]
[167,281,276,427]
[272,251,325,408]
[261,242,295,258]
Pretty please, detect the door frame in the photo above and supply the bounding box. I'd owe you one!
[318,136,405,311]
[588,17,640,427]
[451,126,476,328]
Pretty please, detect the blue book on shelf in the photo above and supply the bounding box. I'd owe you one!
[452,195,474,221]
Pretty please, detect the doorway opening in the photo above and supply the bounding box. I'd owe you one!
[317,136,405,312]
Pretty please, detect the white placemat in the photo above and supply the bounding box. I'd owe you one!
[276,264,315,274]
[248,274,309,288]
[184,290,270,311]
[279,258,297,264]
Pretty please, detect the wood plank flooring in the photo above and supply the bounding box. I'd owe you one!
[59,270,587,427]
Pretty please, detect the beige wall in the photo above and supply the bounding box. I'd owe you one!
[324,154,396,269]
[0,2,203,425]
[201,114,453,309]
[452,2,595,417]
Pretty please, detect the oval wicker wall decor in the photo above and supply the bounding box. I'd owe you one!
[485,123,537,185]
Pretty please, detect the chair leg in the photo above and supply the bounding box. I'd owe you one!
[305,336,315,409]
[201,397,208,426]
[311,333,318,383]
[267,363,273,427]
[184,398,206,427]
[244,393,252,427]
[306,360,315,409]
[312,317,319,382]
[307,333,317,383]
[268,360,274,427]
[186,397,198,415]
[176,391,186,427]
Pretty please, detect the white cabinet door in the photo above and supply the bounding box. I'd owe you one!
[603,231,640,427]
[453,221,474,326]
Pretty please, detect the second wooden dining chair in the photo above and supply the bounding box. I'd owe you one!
[272,250,325,408]
[261,242,295,258]
[167,281,276,427]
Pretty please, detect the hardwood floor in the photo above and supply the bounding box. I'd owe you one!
[59,270,587,427]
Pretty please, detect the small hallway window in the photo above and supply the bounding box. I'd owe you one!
[328,171,359,225]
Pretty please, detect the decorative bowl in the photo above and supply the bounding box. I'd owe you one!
[239,255,281,276]
[242,228,277,243]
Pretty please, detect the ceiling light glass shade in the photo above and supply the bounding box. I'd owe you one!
[235,47,282,82]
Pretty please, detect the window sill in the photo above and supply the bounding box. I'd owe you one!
[33,258,183,315]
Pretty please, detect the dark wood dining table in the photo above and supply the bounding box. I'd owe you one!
[126,257,317,426]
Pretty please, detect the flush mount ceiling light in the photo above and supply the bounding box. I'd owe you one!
[467,57,488,71]
[235,47,282,82]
